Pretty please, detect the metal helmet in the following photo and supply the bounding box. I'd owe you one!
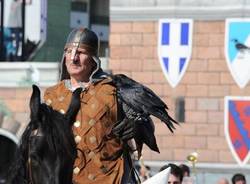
[60,28,104,81]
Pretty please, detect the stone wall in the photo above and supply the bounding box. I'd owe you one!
[109,20,250,164]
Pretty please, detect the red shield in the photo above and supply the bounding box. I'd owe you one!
[225,96,250,165]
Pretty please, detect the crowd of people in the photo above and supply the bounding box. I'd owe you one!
[137,163,190,184]
[217,173,246,184]
[137,162,247,184]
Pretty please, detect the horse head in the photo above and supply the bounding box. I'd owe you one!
[7,85,81,184]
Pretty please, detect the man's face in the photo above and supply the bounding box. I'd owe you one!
[168,174,181,184]
[65,47,95,80]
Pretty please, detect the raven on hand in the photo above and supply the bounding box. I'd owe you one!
[110,74,179,157]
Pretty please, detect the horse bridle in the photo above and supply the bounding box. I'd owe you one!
[27,129,43,184]
[27,155,34,184]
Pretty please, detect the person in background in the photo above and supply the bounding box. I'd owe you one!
[217,178,229,184]
[138,164,151,182]
[179,164,194,184]
[159,164,169,172]
[163,164,183,184]
[179,164,190,177]
[232,173,246,184]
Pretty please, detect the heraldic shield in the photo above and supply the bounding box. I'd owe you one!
[158,19,193,88]
[225,96,250,165]
[225,19,250,88]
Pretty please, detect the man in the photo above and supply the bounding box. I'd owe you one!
[232,173,246,184]
[167,164,183,184]
[157,164,183,184]
[179,164,193,184]
[44,28,136,184]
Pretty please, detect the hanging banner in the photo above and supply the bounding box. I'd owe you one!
[225,19,250,88]
[225,96,250,165]
[158,19,193,88]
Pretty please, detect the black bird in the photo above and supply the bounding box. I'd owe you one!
[231,39,250,51]
[134,117,159,155]
[110,74,179,155]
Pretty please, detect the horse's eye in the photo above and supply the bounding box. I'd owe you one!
[30,153,38,160]
[29,137,39,146]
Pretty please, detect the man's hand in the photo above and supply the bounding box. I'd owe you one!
[111,117,134,141]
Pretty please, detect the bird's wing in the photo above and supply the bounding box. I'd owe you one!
[116,78,178,132]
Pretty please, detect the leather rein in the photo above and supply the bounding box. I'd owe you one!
[27,129,43,184]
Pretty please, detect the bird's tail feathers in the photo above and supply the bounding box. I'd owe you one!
[150,109,179,133]
[160,114,179,133]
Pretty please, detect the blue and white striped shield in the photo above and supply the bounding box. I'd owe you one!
[158,19,193,88]
[225,19,250,88]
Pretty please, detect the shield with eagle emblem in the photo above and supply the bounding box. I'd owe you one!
[225,96,250,165]
[225,19,250,88]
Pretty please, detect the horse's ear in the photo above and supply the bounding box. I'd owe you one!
[30,85,41,120]
[65,88,82,124]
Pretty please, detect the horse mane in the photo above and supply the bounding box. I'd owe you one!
[39,103,76,157]
[7,102,76,183]
[6,123,33,183]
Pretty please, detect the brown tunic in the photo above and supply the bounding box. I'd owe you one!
[44,79,124,184]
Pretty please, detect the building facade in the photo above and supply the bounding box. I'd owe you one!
[1,0,250,183]
[109,0,250,183]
